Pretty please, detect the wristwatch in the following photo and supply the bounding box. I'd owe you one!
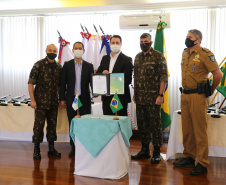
[158,94,164,97]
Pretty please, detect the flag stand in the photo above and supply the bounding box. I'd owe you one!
[113,111,119,120]
[75,108,81,118]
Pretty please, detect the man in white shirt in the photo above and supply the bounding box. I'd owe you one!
[96,35,133,116]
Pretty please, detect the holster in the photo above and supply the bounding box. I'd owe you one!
[205,79,212,97]
[197,80,212,97]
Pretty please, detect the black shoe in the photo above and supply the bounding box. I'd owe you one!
[173,156,195,168]
[33,143,41,159]
[131,150,151,160]
[48,142,61,157]
[190,163,207,175]
[69,149,75,157]
[48,149,61,157]
[151,150,161,164]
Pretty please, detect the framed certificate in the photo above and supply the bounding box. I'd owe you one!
[110,73,124,94]
[92,73,124,95]
[92,74,108,95]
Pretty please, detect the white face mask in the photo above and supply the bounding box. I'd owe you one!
[110,44,121,53]
[74,50,83,59]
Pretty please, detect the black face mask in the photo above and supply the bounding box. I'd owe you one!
[47,53,57,60]
[185,38,197,48]
[140,42,151,52]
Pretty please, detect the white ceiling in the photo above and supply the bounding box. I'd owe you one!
[0,0,226,16]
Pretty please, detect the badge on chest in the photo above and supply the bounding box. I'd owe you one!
[192,66,196,71]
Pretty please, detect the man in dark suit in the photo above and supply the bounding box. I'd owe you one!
[59,42,94,157]
[96,35,133,116]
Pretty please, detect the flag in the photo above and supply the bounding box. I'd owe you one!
[93,33,101,71]
[99,35,111,65]
[72,94,83,111]
[80,32,88,60]
[154,21,171,130]
[217,62,226,98]
[85,35,95,64]
[110,93,123,113]
[58,37,74,67]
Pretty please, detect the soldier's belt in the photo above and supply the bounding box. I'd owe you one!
[182,88,198,94]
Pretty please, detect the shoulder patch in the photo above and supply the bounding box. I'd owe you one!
[209,54,216,62]
[202,48,210,53]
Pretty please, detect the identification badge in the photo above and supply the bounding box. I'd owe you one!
[192,66,196,71]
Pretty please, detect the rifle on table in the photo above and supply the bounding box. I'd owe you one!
[211,108,226,118]
[0,95,12,106]
[21,97,31,104]
[11,95,26,106]
[207,101,220,113]
[0,95,11,102]
[211,98,226,118]
[0,95,25,106]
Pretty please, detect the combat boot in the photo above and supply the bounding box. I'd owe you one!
[173,156,195,168]
[190,163,207,175]
[131,143,151,160]
[48,142,61,157]
[151,146,161,164]
[33,143,41,159]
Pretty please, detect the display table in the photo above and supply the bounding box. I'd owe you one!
[70,115,132,179]
[166,111,226,160]
[0,103,103,142]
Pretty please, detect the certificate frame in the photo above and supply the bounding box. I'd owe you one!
[92,73,124,95]
[92,74,109,95]
[110,73,124,95]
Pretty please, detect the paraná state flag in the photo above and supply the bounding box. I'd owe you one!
[110,93,123,113]
[72,94,83,111]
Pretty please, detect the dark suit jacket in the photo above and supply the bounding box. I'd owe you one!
[59,59,94,110]
[96,52,133,104]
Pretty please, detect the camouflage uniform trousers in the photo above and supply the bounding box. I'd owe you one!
[136,104,162,146]
[32,108,58,143]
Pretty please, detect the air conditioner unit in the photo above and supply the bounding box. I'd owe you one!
[119,13,170,30]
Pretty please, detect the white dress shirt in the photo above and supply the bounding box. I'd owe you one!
[109,52,121,73]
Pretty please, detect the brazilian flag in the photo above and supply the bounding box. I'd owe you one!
[110,93,123,113]
[154,21,171,130]
[217,62,226,98]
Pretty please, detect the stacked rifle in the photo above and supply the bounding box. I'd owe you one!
[209,101,226,118]
[0,95,31,106]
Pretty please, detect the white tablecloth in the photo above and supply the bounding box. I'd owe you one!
[166,111,226,160]
[71,115,132,179]
[0,102,103,142]
[74,131,129,179]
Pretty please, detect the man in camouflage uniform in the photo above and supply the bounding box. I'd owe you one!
[28,44,62,159]
[173,29,222,175]
[131,33,168,164]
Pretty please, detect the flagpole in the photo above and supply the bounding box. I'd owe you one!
[75,108,81,118]
[75,90,81,118]
[218,98,226,109]
[113,111,119,120]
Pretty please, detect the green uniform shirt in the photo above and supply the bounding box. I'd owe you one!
[134,48,168,105]
[28,57,62,109]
